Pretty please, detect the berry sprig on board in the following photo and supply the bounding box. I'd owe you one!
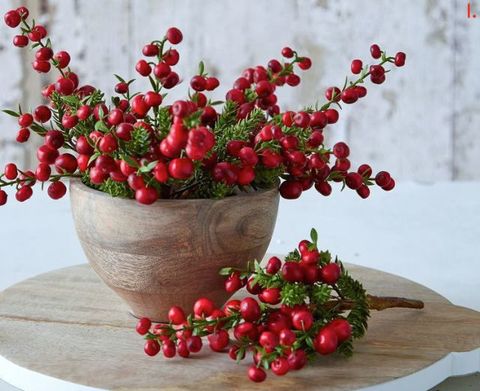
[1,6,405,206]
[136,229,423,383]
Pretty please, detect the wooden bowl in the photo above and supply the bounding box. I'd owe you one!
[69,180,279,321]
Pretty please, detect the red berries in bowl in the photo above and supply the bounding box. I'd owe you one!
[1,7,403,208]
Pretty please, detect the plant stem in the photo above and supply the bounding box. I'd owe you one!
[324,295,424,312]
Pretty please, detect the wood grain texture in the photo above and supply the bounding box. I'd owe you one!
[0,0,478,181]
[69,180,279,321]
[0,261,478,391]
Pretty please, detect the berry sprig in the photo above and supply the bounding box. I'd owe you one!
[1,6,406,206]
[136,229,423,383]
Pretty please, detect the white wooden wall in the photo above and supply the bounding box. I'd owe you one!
[0,0,478,180]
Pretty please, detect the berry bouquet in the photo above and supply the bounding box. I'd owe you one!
[1,6,403,205]
[136,229,424,383]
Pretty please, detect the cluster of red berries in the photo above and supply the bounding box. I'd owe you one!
[136,229,368,383]
[0,5,405,206]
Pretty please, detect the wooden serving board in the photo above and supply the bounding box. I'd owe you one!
[0,261,479,391]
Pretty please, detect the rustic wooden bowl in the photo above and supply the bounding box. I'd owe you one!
[69,180,279,321]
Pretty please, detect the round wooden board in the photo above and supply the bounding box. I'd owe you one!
[0,260,479,391]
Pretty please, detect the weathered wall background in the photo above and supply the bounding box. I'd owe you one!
[0,0,478,180]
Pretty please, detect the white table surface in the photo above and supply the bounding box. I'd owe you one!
[0,181,479,390]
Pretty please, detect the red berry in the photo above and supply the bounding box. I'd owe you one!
[281,47,294,58]
[186,336,203,353]
[4,163,18,180]
[314,327,338,355]
[292,309,314,331]
[205,77,220,91]
[298,57,312,70]
[315,181,332,196]
[35,47,53,61]
[259,287,281,305]
[54,51,71,68]
[55,153,78,174]
[259,331,279,352]
[154,62,171,78]
[279,180,302,200]
[293,111,310,128]
[99,134,118,153]
[4,10,21,28]
[168,158,194,180]
[136,60,151,76]
[225,272,243,293]
[325,86,341,102]
[0,190,7,206]
[35,163,51,182]
[34,105,51,123]
[15,186,33,202]
[281,262,304,282]
[369,64,385,78]
[18,113,33,127]
[287,349,307,370]
[279,329,296,346]
[309,111,328,129]
[329,318,352,342]
[285,73,300,86]
[370,44,382,59]
[152,162,168,183]
[163,49,180,66]
[224,299,241,316]
[333,142,350,158]
[228,345,245,361]
[55,78,75,95]
[248,365,266,383]
[193,297,215,317]
[136,317,152,335]
[162,71,179,88]
[144,339,160,357]
[255,80,274,98]
[271,356,290,376]
[37,145,59,164]
[166,27,183,44]
[382,178,395,191]
[320,263,341,284]
[375,171,391,187]
[47,181,67,200]
[162,340,176,358]
[16,6,29,19]
[351,59,363,74]
[355,85,367,98]
[89,167,108,185]
[208,329,229,352]
[246,277,262,295]
[168,306,186,325]
[268,59,282,73]
[107,109,124,126]
[177,339,190,358]
[325,108,339,124]
[395,51,406,67]
[13,35,29,47]
[135,187,158,205]
[341,88,358,104]
[345,172,363,190]
[190,75,206,91]
[142,44,159,57]
[144,91,162,107]
[357,184,370,199]
[266,256,281,274]
[240,297,261,322]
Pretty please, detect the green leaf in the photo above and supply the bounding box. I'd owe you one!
[139,160,158,173]
[119,154,140,169]
[219,267,234,276]
[94,120,110,133]
[114,74,126,83]
[2,109,19,118]
[87,152,100,166]
[310,228,318,245]
[198,61,205,75]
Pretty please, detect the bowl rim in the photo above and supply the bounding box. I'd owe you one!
[69,177,279,205]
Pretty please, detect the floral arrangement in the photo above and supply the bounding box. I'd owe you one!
[1,5,405,206]
[136,229,423,383]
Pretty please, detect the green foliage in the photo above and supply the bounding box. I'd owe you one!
[336,267,370,339]
[125,126,151,157]
[281,283,308,306]
[284,249,301,262]
[156,106,173,137]
[310,284,331,305]
[253,165,282,189]
[99,178,134,198]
